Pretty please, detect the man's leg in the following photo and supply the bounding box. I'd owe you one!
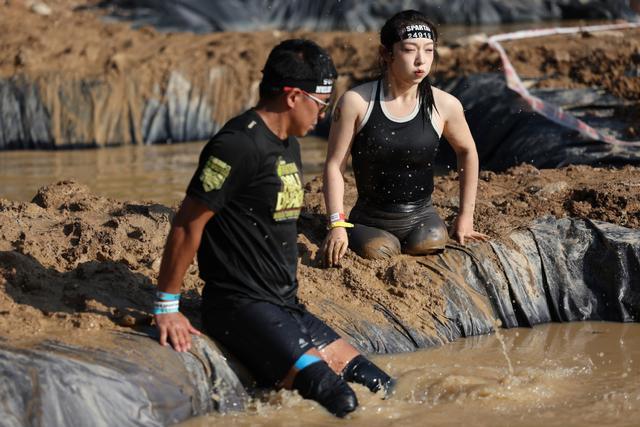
[322,339,395,395]
[298,311,395,396]
[284,348,358,417]
[203,300,357,417]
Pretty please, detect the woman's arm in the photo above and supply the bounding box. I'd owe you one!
[321,89,364,266]
[439,92,489,245]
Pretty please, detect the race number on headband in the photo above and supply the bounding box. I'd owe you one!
[401,24,434,40]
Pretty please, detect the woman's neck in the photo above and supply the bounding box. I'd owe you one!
[383,73,418,102]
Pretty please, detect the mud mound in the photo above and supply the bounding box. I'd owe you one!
[3,164,636,342]
[435,28,640,102]
[296,164,640,339]
[0,181,204,339]
[303,164,640,240]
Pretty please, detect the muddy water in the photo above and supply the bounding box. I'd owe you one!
[180,322,640,427]
[0,137,328,205]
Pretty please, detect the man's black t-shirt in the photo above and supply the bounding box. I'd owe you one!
[186,109,304,309]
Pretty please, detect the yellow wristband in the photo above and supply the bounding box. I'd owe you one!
[328,220,354,230]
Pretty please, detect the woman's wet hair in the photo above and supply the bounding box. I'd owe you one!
[259,39,337,100]
[380,10,439,120]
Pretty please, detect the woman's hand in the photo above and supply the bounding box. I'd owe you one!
[321,227,349,267]
[155,312,202,352]
[451,214,489,245]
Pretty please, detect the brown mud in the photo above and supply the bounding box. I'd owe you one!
[2,164,639,343]
[1,2,639,144]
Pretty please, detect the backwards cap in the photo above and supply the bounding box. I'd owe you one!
[261,40,337,94]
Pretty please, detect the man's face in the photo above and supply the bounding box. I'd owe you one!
[289,89,332,137]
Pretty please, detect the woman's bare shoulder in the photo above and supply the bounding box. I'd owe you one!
[432,86,464,118]
[342,81,376,106]
[338,80,377,118]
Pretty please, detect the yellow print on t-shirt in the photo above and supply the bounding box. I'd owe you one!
[274,158,303,221]
[200,156,231,192]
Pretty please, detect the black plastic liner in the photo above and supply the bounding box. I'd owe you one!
[2,217,639,425]
[4,71,639,172]
[0,331,248,427]
[435,73,640,170]
[96,0,638,32]
[0,70,229,149]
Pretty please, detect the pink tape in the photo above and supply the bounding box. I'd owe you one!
[487,23,640,147]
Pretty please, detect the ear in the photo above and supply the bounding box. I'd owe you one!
[284,90,298,110]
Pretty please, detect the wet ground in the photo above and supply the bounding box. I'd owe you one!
[180,322,640,427]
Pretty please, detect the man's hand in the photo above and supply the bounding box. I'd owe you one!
[320,227,349,267]
[451,214,489,245]
[155,312,202,352]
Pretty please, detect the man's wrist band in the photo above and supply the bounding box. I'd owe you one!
[154,291,181,315]
[156,291,180,301]
[154,300,179,315]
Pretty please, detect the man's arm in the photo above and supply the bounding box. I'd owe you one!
[155,196,214,352]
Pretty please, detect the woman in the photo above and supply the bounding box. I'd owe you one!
[322,10,488,266]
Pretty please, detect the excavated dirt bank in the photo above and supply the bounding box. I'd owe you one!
[1,164,639,343]
[1,2,639,145]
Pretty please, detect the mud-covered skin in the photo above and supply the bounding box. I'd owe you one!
[348,202,448,259]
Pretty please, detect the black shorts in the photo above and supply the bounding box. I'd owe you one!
[202,298,340,387]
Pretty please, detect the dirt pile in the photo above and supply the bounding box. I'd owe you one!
[436,29,640,102]
[1,2,639,144]
[1,164,639,342]
[0,181,203,341]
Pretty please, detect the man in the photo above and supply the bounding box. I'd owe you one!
[153,39,393,417]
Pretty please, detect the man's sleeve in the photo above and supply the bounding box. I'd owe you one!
[186,131,259,213]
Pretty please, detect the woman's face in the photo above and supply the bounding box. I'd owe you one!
[386,37,435,84]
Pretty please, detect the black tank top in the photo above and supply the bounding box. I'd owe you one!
[351,80,441,212]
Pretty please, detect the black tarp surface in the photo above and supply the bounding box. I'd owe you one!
[0,332,248,427]
[97,0,639,32]
[435,73,640,170]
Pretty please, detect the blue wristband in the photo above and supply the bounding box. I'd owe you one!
[156,291,180,301]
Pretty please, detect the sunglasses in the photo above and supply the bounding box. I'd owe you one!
[283,86,331,114]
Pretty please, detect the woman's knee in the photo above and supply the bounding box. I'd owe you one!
[349,225,401,259]
[403,222,448,255]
